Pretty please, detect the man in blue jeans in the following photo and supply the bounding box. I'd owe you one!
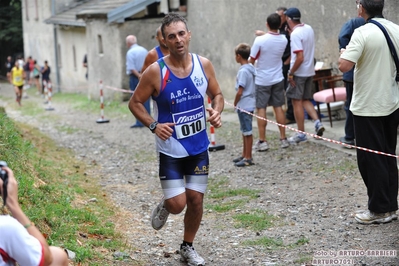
[126,35,149,128]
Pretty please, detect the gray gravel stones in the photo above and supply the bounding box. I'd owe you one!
[1,88,398,265]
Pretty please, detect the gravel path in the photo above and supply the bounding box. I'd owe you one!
[1,82,398,266]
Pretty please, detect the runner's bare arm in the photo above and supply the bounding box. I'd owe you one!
[128,63,174,140]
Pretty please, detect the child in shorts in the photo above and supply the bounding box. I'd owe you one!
[233,43,256,167]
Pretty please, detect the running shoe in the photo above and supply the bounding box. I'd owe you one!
[180,244,205,266]
[151,199,169,230]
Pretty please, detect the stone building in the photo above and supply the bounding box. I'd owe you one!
[22,0,399,102]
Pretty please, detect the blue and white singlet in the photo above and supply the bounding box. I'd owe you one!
[153,53,209,158]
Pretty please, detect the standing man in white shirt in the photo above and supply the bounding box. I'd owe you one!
[284,7,325,144]
[249,13,290,151]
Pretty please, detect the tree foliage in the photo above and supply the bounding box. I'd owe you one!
[0,0,23,75]
[0,0,23,44]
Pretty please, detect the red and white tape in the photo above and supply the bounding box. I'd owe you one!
[224,100,399,159]
[98,81,397,158]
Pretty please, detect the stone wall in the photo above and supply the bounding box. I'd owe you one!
[22,0,399,102]
[86,18,163,100]
[56,27,87,92]
[22,0,55,85]
[187,0,399,101]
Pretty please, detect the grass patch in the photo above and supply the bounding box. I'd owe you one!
[233,210,275,231]
[0,111,138,265]
[19,100,47,117]
[205,199,247,212]
[209,187,260,200]
[206,176,261,213]
[56,125,79,134]
[206,176,274,230]
[52,92,131,117]
[207,176,260,200]
[2,87,131,119]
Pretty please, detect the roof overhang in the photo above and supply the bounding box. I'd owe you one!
[44,0,92,27]
[44,17,86,27]
[46,0,161,26]
[107,0,160,23]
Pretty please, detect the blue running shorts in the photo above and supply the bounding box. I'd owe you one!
[159,150,209,199]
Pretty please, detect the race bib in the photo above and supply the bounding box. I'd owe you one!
[172,106,206,139]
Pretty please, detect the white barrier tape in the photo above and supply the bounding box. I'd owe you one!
[56,84,91,91]
[104,85,132,94]
[224,100,399,159]
[98,82,398,158]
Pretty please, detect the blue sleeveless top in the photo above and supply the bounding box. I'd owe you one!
[153,54,209,157]
[155,46,164,58]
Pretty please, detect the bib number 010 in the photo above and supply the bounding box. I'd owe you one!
[175,118,205,139]
[181,120,203,137]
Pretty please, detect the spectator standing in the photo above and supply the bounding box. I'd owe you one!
[5,56,14,84]
[339,0,399,224]
[32,60,42,95]
[338,16,365,147]
[29,57,35,85]
[254,7,294,124]
[17,57,24,69]
[233,43,256,167]
[125,35,149,128]
[249,13,289,151]
[276,7,295,124]
[284,7,325,144]
[10,61,24,106]
[41,60,51,96]
[128,13,224,265]
[0,165,68,265]
[23,56,32,89]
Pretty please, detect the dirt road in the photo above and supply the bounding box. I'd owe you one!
[0,82,398,266]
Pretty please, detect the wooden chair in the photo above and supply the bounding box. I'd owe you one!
[313,75,346,127]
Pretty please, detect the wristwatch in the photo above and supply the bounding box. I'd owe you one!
[149,121,158,133]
